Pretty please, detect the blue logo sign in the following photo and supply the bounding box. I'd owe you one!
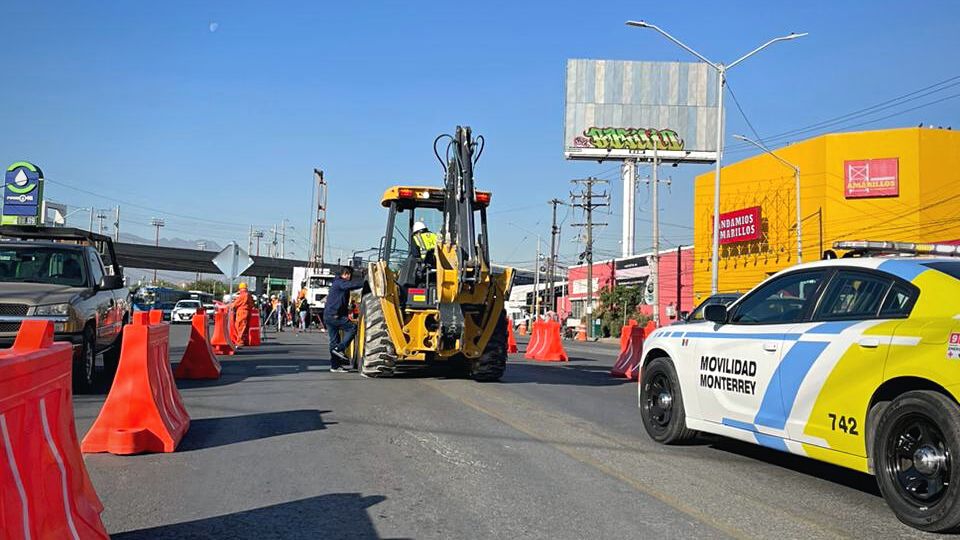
[3,161,44,225]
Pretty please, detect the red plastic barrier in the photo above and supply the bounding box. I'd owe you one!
[619,319,638,356]
[148,309,164,325]
[523,321,545,360]
[210,307,235,356]
[248,311,261,347]
[506,318,518,354]
[611,324,645,379]
[174,309,222,380]
[82,311,190,455]
[0,320,109,539]
[531,320,569,362]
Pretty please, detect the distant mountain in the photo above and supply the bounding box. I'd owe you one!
[118,233,223,252]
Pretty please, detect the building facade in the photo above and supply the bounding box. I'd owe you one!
[693,127,960,300]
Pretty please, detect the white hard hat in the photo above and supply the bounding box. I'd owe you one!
[413,221,428,233]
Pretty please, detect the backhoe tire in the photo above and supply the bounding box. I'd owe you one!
[471,312,508,382]
[360,294,397,378]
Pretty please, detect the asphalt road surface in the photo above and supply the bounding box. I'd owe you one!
[73,325,947,539]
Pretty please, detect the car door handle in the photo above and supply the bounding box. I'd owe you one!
[763,342,779,352]
[859,337,880,349]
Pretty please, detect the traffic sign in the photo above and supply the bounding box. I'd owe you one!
[212,242,254,280]
[3,161,44,225]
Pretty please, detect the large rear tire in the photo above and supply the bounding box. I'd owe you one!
[360,294,396,378]
[471,312,507,382]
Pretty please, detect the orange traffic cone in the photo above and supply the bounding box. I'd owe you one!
[174,309,222,380]
[82,312,190,454]
[507,318,519,354]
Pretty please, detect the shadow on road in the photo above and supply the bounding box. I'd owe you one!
[175,357,333,389]
[178,409,335,451]
[499,360,632,387]
[112,493,389,540]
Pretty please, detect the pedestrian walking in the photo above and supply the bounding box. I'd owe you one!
[296,291,310,333]
[323,266,364,372]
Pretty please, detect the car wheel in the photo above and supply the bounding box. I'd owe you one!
[639,356,696,444]
[72,326,97,394]
[874,390,960,533]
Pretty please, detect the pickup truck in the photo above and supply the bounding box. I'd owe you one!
[0,226,131,392]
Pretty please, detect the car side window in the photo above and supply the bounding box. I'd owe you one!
[730,271,826,325]
[87,249,105,286]
[815,271,892,320]
[879,282,918,318]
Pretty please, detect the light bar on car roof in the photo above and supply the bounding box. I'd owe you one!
[833,240,960,257]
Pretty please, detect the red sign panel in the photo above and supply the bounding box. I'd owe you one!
[844,158,899,199]
[718,206,762,245]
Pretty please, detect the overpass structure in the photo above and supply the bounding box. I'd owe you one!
[115,242,534,283]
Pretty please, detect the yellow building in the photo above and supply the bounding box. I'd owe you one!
[693,127,960,300]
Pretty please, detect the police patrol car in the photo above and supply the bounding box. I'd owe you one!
[638,241,960,532]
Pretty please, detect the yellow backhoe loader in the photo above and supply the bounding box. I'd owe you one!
[350,126,513,381]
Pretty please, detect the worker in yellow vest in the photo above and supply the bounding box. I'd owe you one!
[411,221,438,260]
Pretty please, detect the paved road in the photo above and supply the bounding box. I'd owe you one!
[73,326,944,539]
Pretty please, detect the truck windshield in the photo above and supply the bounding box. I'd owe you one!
[0,246,87,287]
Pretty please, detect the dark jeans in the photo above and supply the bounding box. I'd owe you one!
[324,316,356,368]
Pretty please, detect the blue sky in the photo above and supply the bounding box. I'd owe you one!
[2,1,958,269]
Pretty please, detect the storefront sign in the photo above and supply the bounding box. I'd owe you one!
[2,161,44,226]
[718,206,762,245]
[844,158,899,199]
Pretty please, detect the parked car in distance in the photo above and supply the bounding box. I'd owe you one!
[171,299,203,323]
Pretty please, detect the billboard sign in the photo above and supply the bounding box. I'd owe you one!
[719,206,762,245]
[564,59,720,163]
[2,161,44,226]
[844,158,899,199]
[614,256,650,286]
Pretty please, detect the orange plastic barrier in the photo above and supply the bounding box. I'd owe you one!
[506,318,518,354]
[611,324,645,379]
[530,320,569,362]
[174,309,222,380]
[523,320,545,360]
[619,319,638,356]
[0,320,109,539]
[248,311,261,346]
[82,311,190,455]
[643,320,657,339]
[149,308,164,325]
[210,307,236,356]
[575,323,587,341]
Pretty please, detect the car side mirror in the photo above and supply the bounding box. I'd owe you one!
[100,275,124,290]
[704,304,728,324]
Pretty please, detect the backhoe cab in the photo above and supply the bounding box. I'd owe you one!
[351,126,514,380]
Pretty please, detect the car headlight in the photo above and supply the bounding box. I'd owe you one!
[33,303,71,316]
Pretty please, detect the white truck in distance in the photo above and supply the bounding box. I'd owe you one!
[292,266,335,319]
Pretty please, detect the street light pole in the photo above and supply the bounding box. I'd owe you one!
[733,134,803,263]
[625,20,807,294]
[150,218,166,284]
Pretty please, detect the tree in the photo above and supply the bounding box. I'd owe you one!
[595,284,650,338]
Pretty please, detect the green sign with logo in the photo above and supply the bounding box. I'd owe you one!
[3,161,44,225]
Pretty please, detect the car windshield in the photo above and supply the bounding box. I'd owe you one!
[0,245,87,287]
[923,261,960,281]
[176,300,201,309]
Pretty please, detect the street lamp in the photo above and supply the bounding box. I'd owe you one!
[733,134,803,263]
[626,20,807,294]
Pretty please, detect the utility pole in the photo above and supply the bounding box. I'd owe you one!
[196,241,206,286]
[150,218,165,284]
[253,230,264,256]
[547,198,564,313]
[570,177,609,340]
[89,208,94,232]
[650,142,661,326]
[95,210,107,236]
[533,235,541,318]
[312,169,328,268]
[113,206,120,242]
[248,225,254,255]
[280,219,287,259]
[270,226,278,259]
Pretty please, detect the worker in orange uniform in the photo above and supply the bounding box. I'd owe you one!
[232,282,255,346]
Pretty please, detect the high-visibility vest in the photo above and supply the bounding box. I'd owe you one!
[412,231,438,259]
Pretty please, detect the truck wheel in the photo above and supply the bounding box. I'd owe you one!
[874,390,960,533]
[471,312,507,382]
[360,295,396,378]
[72,326,97,394]
[640,356,696,444]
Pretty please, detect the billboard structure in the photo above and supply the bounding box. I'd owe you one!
[564,59,720,164]
[2,161,45,226]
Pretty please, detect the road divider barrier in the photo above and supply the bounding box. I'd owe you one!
[149,309,164,325]
[174,309,222,380]
[524,319,569,362]
[211,306,236,356]
[507,318,518,354]
[523,320,544,359]
[619,319,638,356]
[248,311,261,346]
[611,323,645,380]
[82,311,190,455]
[0,320,109,539]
